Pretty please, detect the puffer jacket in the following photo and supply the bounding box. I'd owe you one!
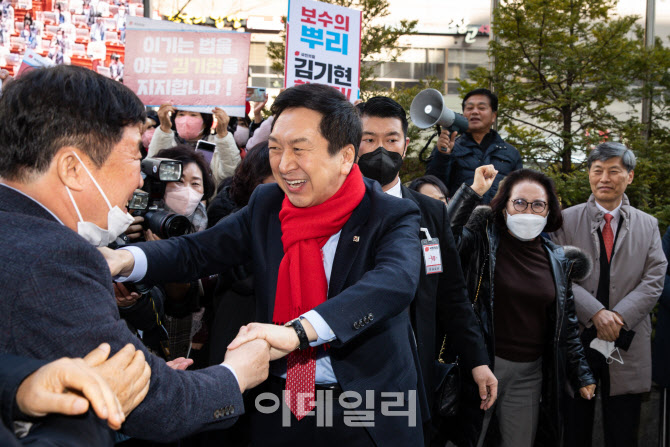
[446,184,595,447]
[425,130,522,204]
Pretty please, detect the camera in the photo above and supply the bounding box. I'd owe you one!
[127,157,193,240]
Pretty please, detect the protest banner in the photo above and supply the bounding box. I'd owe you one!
[125,17,250,116]
[285,0,362,102]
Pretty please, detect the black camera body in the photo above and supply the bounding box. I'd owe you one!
[128,157,192,240]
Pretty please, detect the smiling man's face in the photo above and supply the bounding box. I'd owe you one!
[588,157,634,210]
[462,94,496,134]
[268,107,353,208]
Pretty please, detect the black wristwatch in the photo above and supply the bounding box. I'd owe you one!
[285,318,310,350]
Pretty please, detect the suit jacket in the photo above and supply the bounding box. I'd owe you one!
[552,194,667,395]
[0,354,113,446]
[135,179,426,445]
[400,186,489,414]
[0,185,244,441]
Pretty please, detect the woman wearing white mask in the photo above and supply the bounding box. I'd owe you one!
[148,103,241,189]
[121,146,215,366]
[445,166,596,447]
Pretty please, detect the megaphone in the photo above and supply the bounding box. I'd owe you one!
[410,88,468,134]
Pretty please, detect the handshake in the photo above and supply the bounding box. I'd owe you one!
[223,321,317,393]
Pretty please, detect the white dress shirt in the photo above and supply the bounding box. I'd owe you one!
[595,199,622,236]
[120,231,342,384]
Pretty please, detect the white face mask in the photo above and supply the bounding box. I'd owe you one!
[589,338,624,364]
[233,126,250,148]
[505,213,548,241]
[164,183,204,216]
[65,152,134,247]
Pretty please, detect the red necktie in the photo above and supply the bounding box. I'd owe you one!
[285,348,317,420]
[603,213,614,262]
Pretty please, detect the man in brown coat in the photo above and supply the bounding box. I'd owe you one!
[552,142,666,447]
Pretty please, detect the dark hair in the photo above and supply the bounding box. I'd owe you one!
[357,96,409,138]
[489,169,563,232]
[170,111,214,142]
[587,142,636,172]
[0,65,145,181]
[145,110,159,128]
[155,145,215,199]
[270,83,361,157]
[408,175,449,198]
[229,141,272,207]
[462,88,498,112]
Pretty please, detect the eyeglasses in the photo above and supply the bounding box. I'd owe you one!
[510,198,547,213]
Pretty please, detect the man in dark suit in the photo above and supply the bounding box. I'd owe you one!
[1,344,146,446]
[356,96,498,445]
[104,84,426,446]
[0,65,270,442]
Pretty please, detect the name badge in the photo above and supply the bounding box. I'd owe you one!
[420,227,442,275]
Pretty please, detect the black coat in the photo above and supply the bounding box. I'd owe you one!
[426,130,522,204]
[134,179,428,445]
[447,184,595,447]
[401,187,488,404]
[400,186,489,446]
[652,226,670,388]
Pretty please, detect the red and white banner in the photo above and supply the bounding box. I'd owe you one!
[285,0,361,102]
[125,17,250,116]
[15,49,54,78]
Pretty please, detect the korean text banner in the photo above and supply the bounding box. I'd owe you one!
[285,0,361,101]
[125,17,250,116]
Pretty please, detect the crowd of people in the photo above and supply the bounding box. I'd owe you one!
[0,64,668,447]
[1,0,132,73]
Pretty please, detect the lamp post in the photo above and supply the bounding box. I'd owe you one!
[641,0,655,142]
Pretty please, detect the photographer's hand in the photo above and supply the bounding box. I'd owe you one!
[144,229,162,241]
[125,216,144,241]
[113,282,141,307]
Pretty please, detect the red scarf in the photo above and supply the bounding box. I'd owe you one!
[272,164,365,324]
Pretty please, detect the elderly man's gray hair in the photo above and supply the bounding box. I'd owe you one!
[587,142,636,172]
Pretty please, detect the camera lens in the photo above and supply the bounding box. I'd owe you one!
[144,210,192,239]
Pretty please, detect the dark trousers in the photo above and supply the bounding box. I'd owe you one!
[564,350,642,447]
[250,376,376,447]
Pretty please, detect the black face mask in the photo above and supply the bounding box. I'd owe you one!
[357,146,404,186]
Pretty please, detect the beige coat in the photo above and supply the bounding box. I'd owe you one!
[552,194,666,395]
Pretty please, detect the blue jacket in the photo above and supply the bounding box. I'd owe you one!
[134,179,428,445]
[0,185,243,442]
[426,130,523,204]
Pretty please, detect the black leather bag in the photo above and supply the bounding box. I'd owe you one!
[434,255,487,418]
[434,338,460,417]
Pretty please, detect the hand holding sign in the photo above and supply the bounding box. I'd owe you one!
[157,103,176,133]
[213,107,230,137]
